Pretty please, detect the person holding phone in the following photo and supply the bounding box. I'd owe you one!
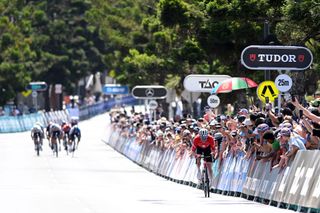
[291,98,320,124]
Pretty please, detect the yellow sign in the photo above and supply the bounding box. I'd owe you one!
[21,90,32,97]
[257,81,279,103]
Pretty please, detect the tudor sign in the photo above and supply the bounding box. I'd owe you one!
[241,45,313,71]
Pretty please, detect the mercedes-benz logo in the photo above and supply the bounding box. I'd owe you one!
[145,88,154,97]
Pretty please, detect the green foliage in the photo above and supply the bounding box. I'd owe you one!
[0,0,319,106]
[158,0,189,27]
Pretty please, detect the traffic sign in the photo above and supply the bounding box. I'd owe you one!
[207,95,220,108]
[148,100,158,110]
[183,75,231,93]
[132,85,167,99]
[275,74,292,92]
[32,91,37,98]
[257,81,279,103]
[26,82,47,91]
[241,45,313,70]
[103,85,129,95]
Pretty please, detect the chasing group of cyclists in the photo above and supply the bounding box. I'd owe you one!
[30,118,81,156]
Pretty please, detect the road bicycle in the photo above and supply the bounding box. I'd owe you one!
[197,154,211,198]
[63,132,69,155]
[51,132,60,157]
[68,134,79,157]
[33,132,42,156]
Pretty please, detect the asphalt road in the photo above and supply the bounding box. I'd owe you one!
[0,113,292,213]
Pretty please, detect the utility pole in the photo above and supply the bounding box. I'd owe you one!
[264,20,271,81]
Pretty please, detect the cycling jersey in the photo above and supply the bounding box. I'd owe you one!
[31,125,44,139]
[50,123,62,138]
[191,135,215,152]
[192,134,216,163]
[62,124,71,133]
[69,125,81,141]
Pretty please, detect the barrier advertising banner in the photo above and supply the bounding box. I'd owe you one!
[106,128,320,211]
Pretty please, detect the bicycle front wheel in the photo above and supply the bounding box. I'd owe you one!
[204,167,210,198]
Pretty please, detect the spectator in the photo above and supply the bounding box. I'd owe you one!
[276,127,306,168]
[256,130,281,167]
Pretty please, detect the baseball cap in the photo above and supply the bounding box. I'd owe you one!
[253,123,269,134]
[282,122,292,130]
[239,108,249,115]
[242,118,252,126]
[209,120,218,126]
[279,127,291,137]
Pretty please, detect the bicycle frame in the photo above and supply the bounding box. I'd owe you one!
[197,154,211,198]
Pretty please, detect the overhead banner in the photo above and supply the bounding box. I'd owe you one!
[183,75,231,93]
[241,45,313,70]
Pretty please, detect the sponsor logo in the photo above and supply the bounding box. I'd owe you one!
[256,54,297,63]
[198,80,219,89]
[250,54,256,61]
[298,54,305,62]
[145,88,154,97]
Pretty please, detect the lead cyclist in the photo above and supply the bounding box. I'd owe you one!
[189,128,217,186]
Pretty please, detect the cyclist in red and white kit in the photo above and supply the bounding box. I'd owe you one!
[189,128,217,185]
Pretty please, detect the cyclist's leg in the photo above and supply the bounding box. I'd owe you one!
[203,147,214,186]
[195,149,202,181]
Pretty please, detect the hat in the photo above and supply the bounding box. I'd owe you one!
[253,123,269,134]
[215,124,222,129]
[214,132,223,140]
[180,124,187,128]
[282,122,292,130]
[183,129,191,136]
[279,127,291,137]
[239,108,249,115]
[209,120,218,126]
[242,118,252,126]
[156,130,164,137]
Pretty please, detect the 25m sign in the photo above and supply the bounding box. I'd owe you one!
[241,45,313,71]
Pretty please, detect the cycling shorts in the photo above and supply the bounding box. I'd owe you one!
[51,131,61,138]
[196,146,213,163]
[70,133,80,141]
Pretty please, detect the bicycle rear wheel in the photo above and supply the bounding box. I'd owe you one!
[36,140,40,156]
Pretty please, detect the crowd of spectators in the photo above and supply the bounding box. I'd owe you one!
[110,97,320,170]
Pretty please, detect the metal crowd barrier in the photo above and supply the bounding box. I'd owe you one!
[106,128,320,212]
[0,95,138,133]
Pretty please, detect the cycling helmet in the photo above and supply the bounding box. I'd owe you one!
[199,128,209,141]
[61,120,66,126]
[35,122,42,127]
[71,119,78,126]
